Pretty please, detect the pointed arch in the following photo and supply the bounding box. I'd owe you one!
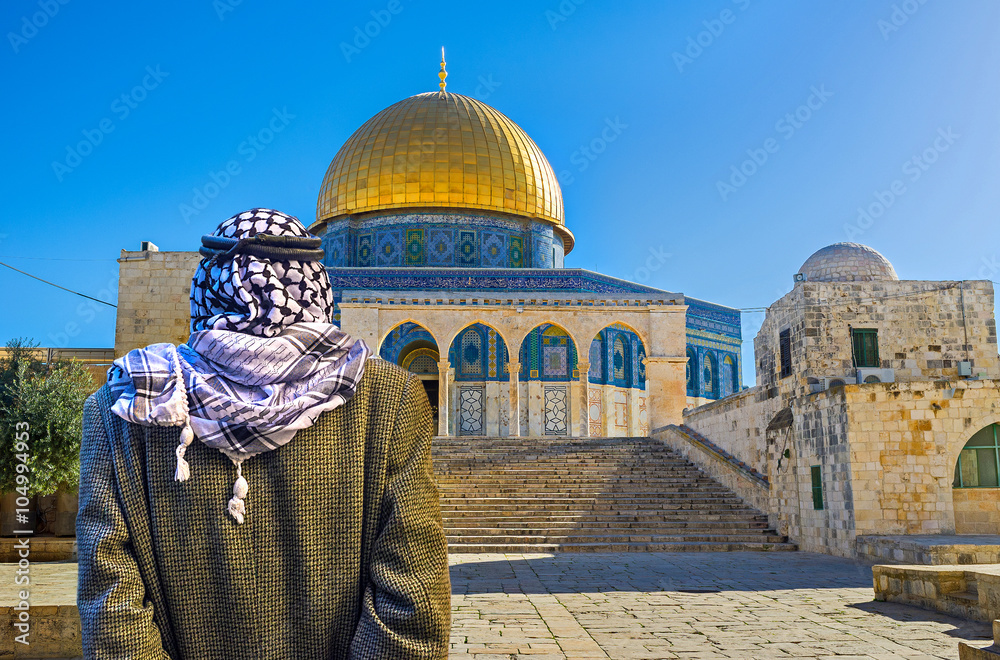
[587,322,647,388]
[447,321,510,381]
[379,321,439,371]
[723,354,738,396]
[519,322,578,381]
[703,352,718,398]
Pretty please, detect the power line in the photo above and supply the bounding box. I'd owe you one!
[0,261,117,308]
[0,255,116,262]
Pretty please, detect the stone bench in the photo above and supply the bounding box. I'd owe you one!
[0,563,80,659]
[873,563,1000,623]
[960,619,1000,659]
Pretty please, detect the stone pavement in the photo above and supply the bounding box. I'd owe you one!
[448,552,995,659]
[3,552,995,658]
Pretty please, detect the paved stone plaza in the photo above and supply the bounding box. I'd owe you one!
[2,552,995,658]
[448,552,994,659]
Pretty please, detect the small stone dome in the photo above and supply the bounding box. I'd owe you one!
[797,243,898,282]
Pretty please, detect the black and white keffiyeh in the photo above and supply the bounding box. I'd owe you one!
[108,209,371,523]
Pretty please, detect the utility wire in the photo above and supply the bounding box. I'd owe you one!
[0,261,117,308]
[0,255,116,262]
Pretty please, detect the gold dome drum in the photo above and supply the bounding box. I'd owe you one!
[314,92,572,252]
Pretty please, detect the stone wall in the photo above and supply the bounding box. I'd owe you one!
[757,280,998,393]
[682,379,1000,558]
[683,387,784,475]
[115,250,201,356]
[781,388,856,557]
[951,489,1000,534]
[843,380,1000,539]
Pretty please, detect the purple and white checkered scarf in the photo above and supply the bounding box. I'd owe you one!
[108,209,371,523]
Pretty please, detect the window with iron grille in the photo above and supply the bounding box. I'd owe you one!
[779,329,792,378]
[852,328,879,368]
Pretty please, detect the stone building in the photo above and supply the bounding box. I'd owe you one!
[656,242,1000,558]
[115,77,743,437]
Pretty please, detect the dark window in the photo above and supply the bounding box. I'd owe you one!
[954,424,1000,488]
[779,329,792,378]
[852,328,880,368]
[811,465,824,510]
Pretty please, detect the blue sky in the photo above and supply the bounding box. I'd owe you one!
[2,0,998,385]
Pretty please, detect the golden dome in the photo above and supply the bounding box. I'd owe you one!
[314,92,573,252]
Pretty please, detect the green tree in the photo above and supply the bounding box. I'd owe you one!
[0,338,95,496]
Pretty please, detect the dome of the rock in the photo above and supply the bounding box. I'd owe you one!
[314,91,572,252]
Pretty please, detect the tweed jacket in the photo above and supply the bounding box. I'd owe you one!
[76,358,451,659]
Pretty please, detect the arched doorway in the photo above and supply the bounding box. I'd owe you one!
[952,423,1000,534]
[447,323,510,436]
[588,323,647,436]
[520,323,577,436]
[380,321,440,427]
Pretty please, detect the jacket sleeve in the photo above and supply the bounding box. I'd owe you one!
[349,374,452,659]
[76,393,171,660]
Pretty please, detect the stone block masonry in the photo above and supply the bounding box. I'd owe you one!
[114,250,201,356]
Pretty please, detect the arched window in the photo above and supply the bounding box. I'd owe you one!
[589,332,605,384]
[612,334,630,386]
[703,353,717,398]
[686,349,697,396]
[458,327,483,377]
[954,424,1000,488]
[520,323,577,381]
[723,355,737,395]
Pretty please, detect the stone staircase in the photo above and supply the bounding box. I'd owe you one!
[432,436,798,553]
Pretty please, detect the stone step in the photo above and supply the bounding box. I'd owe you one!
[445,533,791,544]
[433,435,791,554]
[438,483,731,494]
[446,541,800,553]
[440,520,772,529]
[439,501,756,511]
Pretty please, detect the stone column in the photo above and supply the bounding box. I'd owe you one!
[485,381,500,436]
[437,359,451,437]
[528,380,543,436]
[644,356,688,431]
[627,387,640,437]
[507,361,521,437]
[576,360,590,437]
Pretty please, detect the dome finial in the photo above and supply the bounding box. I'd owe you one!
[438,47,447,94]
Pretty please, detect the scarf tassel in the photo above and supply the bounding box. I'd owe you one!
[227,461,249,524]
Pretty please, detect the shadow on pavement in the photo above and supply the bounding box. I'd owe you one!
[848,599,994,640]
[449,551,876,594]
